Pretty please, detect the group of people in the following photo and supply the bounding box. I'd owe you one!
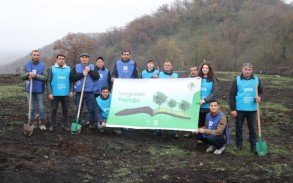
[21,49,263,155]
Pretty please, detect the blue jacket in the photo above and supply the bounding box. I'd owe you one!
[158,71,178,78]
[94,67,110,94]
[236,76,259,111]
[202,112,230,144]
[51,65,71,96]
[74,64,96,92]
[25,61,46,92]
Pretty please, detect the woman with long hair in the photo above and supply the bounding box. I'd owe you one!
[197,62,219,128]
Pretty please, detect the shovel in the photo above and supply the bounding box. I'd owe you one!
[71,76,87,134]
[256,85,267,156]
[23,79,33,136]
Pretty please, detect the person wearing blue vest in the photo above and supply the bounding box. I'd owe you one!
[194,100,230,155]
[112,50,139,79]
[47,54,73,132]
[70,53,100,130]
[94,87,115,134]
[20,50,48,130]
[94,56,112,99]
[198,62,219,129]
[141,59,159,79]
[229,63,263,154]
[157,61,180,139]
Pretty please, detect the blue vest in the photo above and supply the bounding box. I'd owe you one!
[116,60,135,78]
[203,112,230,144]
[158,71,178,78]
[236,76,259,111]
[96,94,112,119]
[25,61,45,92]
[74,64,95,92]
[94,68,110,94]
[141,69,159,78]
[51,65,71,96]
[200,78,213,109]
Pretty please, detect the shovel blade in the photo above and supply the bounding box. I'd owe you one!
[71,122,82,134]
[23,124,33,136]
[256,138,267,156]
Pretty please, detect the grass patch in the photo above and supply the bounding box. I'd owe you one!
[0,83,25,98]
[148,144,188,157]
[261,102,288,112]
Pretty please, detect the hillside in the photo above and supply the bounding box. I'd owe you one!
[0,0,292,74]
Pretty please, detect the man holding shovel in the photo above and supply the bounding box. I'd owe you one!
[229,63,263,154]
[21,50,48,130]
[47,54,73,132]
[70,53,99,133]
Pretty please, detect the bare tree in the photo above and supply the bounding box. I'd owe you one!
[53,33,95,66]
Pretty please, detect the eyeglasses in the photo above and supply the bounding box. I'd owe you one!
[190,69,197,71]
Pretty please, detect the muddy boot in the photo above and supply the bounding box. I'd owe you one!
[39,119,47,131]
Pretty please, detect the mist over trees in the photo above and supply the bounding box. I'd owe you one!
[1,0,292,74]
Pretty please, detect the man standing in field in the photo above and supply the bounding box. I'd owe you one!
[47,54,73,132]
[112,50,139,79]
[141,59,159,78]
[21,50,48,130]
[229,63,263,154]
[70,53,100,130]
[94,56,112,99]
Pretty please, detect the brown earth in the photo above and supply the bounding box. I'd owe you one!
[0,74,292,183]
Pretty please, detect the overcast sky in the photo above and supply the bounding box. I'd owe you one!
[0,0,175,52]
[0,0,292,52]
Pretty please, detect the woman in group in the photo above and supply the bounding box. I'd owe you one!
[198,62,219,128]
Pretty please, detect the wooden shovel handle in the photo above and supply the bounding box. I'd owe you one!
[256,85,261,137]
[76,76,87,119]
[28,79,33,125]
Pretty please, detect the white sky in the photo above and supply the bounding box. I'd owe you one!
[0,0,175,52]
[0,0,292,52]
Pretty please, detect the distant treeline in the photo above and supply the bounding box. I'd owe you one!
[1,0,292,75]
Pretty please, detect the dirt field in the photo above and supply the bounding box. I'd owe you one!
[0,74,292,183]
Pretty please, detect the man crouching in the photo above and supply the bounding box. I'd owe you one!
[193,100,230,155]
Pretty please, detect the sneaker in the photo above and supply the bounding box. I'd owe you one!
[114,129,122,135]
[49,125,55,132]
[171,133,180,139]
[184,133,192,138]
[39,124,47,131]
[234,145,243,151]
[206,146,215,153]
[214,146,225,155]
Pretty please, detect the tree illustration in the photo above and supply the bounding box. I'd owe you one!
[153,91,168,108]
[167,99,177,109]
[179,100,191,113]
[187,82,195,90]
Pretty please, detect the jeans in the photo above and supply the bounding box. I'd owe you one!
[75,92,95,125]
[195,133,226,149]
[235,111,257,148]
[50,96,69,127]
[26,92,46,121]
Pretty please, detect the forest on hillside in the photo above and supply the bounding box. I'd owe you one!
[1,0,292,74]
